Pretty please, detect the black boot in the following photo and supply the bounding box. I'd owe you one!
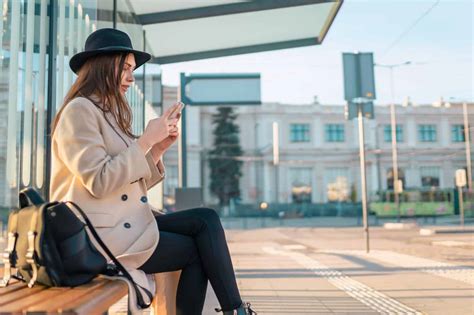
[215,302,257,315]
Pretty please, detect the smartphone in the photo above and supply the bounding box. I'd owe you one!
[169,102,185,119]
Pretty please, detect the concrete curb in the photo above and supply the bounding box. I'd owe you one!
[420,227,474,236]
[384,222,418,230]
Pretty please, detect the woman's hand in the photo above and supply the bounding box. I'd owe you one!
[150,112,180,162]
[137,103,180,153]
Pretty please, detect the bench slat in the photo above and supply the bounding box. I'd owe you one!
[66,280,128,315]
[0,280,27,296]
[0,267,127,315]
[4,286,74,312]
[0,285,47,308]
[26,278,109,312]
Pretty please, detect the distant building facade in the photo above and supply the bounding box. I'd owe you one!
[161,86,472,206]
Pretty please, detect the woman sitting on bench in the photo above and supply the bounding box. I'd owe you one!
[49,28,256,315]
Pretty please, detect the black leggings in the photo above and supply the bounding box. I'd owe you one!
[139,207,242,314]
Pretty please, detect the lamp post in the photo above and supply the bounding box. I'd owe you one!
[273,122,280,203]
[375,61,411,221]
[444,98,472,191]
[463,102,472,192]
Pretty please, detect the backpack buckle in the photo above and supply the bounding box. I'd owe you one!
[25,231,38,288]
[0,232,17,287]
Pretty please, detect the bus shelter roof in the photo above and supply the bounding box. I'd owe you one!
[128,0,343,64]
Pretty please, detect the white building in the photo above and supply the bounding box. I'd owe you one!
[160,86,472,206]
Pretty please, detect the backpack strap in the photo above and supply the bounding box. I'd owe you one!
[0,211,19,287]
[25,209,40,288]
[66,201,153,308]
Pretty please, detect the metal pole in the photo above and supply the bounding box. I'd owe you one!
[112,0,117,29]
[389,67,400,221]
[178,73,187,188]
[273,122,279,202]
[45,0,59,201]
[358,104,370,253]
[463,102,472,191]
[458,186,464,227]
[142,30,146,129]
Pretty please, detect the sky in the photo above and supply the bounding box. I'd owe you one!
[159,0,473,106]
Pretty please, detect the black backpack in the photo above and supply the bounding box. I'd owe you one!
[0,188,152,308]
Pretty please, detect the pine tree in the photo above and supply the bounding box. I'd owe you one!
[208,107,243,207]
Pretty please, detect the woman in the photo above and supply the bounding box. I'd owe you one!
[49,28,256,315]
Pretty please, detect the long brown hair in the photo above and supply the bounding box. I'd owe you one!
[51,53,138,139]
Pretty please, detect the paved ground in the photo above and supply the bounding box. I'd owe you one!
[2,217,473,314]
[202,221,474,315]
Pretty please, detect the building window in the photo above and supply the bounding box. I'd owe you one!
[386,168,405,190]
[290,124,310,142]
[289,168,312,203]
[418,125,437,142]
[325,124,345,142]
[324,168,350,202]
[384,125,403,142]
[420,167,440,188]
[452,125,465,142]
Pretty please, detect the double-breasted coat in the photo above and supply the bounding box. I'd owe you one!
[49,95,164,302]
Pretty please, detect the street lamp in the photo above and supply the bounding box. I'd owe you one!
[375,61,412,221]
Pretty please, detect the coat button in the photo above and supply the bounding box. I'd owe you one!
[121,194,128,201]
[140,196,148,203]
[124,222,131,229]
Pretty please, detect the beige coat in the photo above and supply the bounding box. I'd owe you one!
[49,95,164,304]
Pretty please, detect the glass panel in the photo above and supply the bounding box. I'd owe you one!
[0,0,5,66]
[57,0,103,113]
[57,0,66,105]
[21,0,37,187]
[66,0,76,105]
[76,4,83,56]
[117,0,146,134]
[3,0,22,208]
[1,0,113,211]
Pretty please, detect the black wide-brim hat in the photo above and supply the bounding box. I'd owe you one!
[70,28,151,74]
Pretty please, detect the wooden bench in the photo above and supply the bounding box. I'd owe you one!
[0,271,127,314]
[0,268,181,314]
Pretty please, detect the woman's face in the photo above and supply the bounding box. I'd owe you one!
[120,53,136,95]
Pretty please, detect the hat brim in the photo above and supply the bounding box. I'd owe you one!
[69,47,151,74]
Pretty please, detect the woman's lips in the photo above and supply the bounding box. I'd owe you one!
[121,85,129,92]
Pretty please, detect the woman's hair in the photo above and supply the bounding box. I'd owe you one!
[51,53,138,139]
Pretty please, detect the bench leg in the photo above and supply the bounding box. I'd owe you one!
[153,271,181,315]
